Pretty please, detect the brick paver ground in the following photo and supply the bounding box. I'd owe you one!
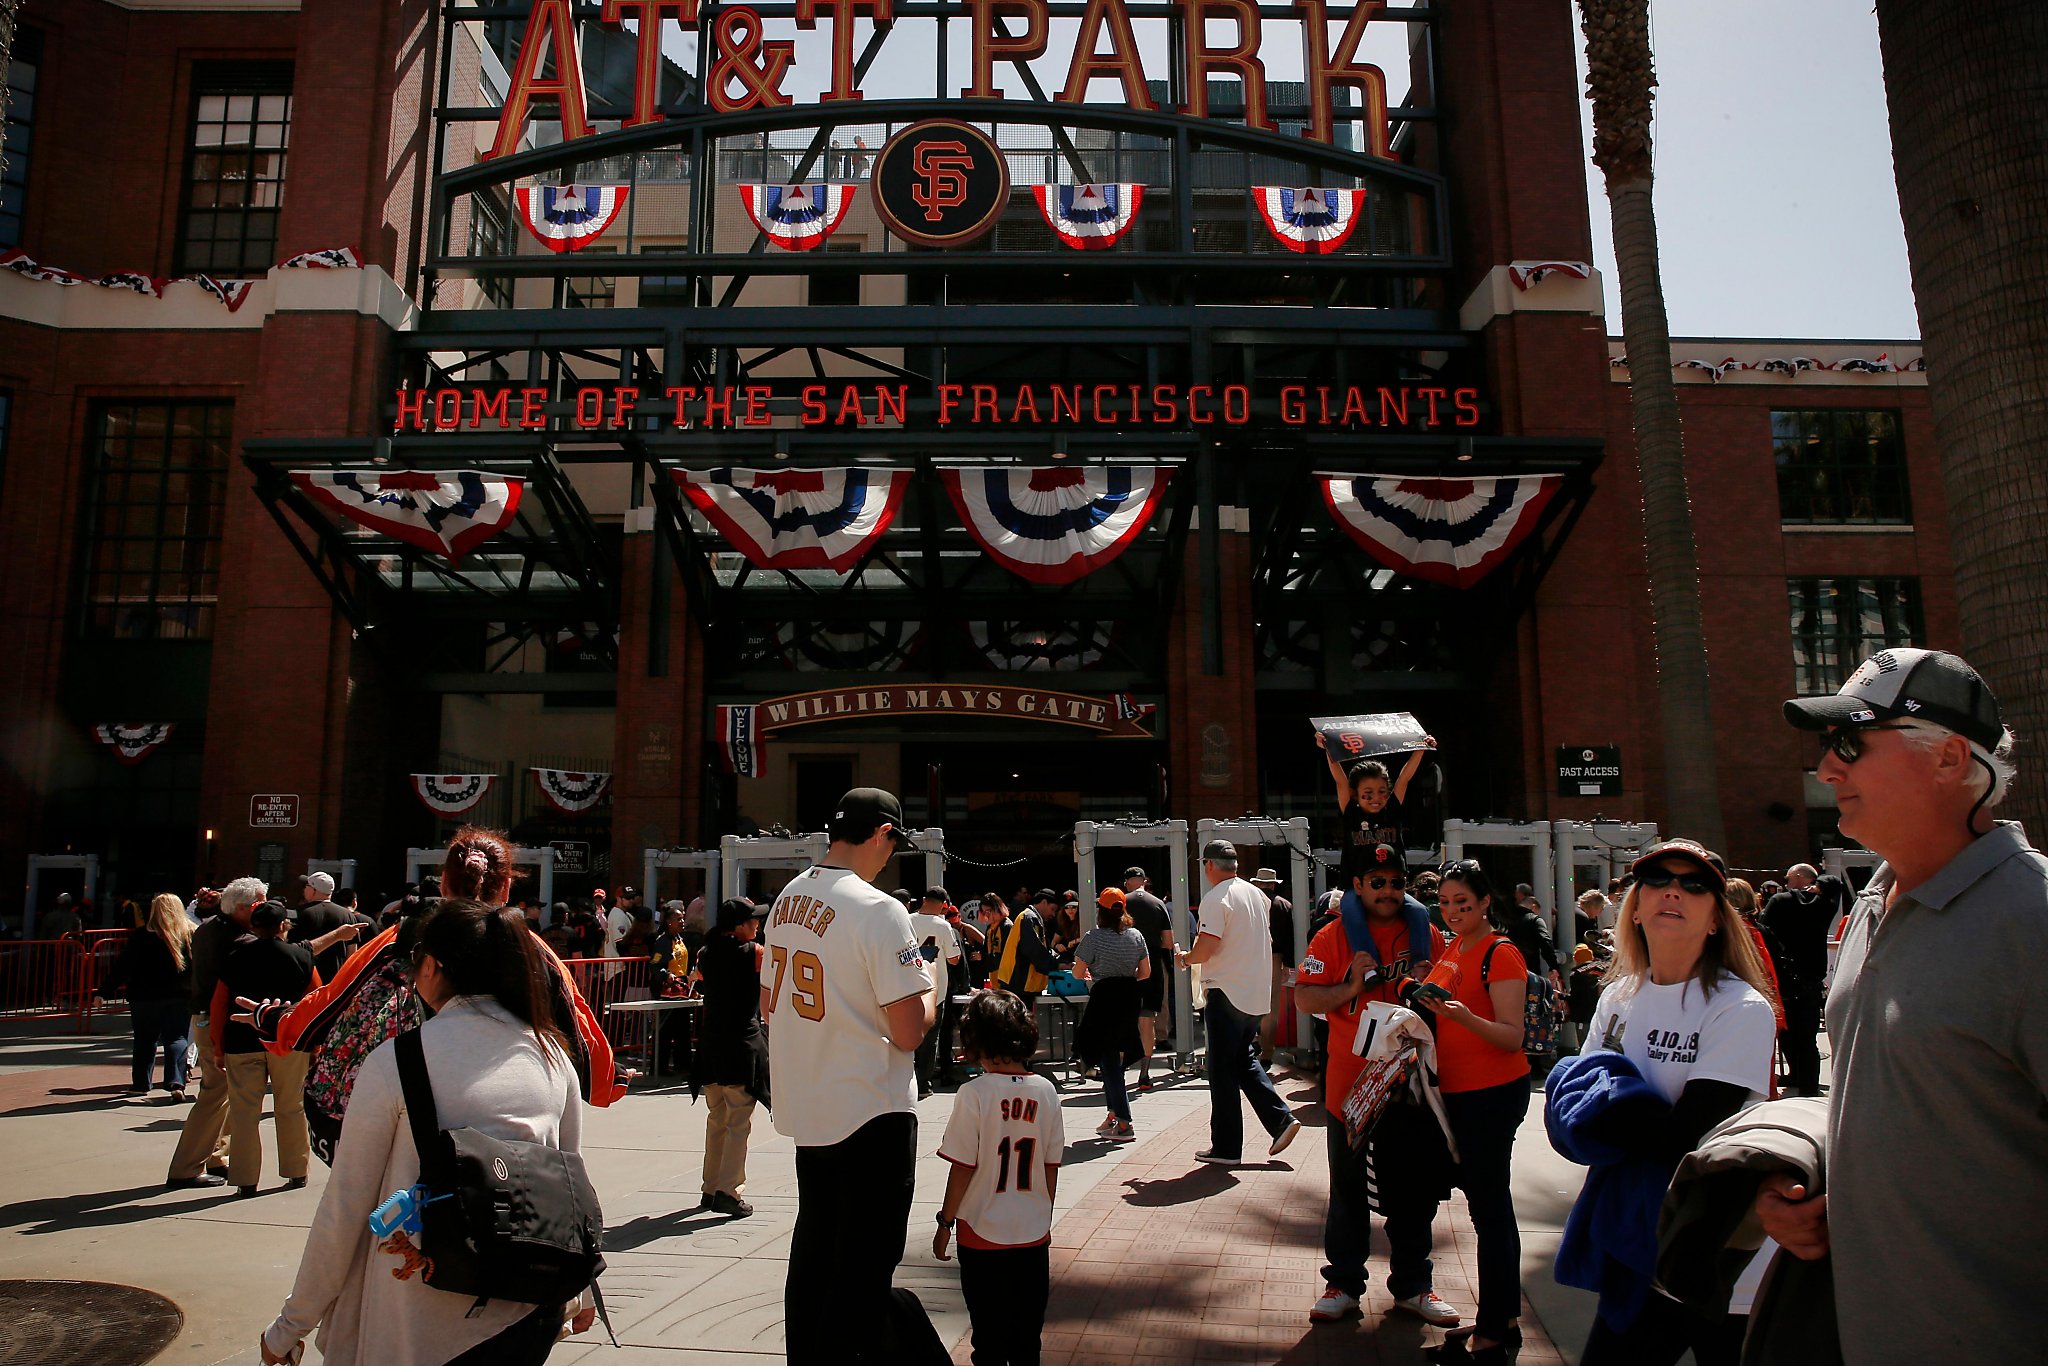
[974,1074,1567,1366]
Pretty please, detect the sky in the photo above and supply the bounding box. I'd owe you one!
[1579,0,1921,340]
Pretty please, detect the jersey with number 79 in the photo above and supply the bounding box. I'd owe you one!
[763,864,933,1146]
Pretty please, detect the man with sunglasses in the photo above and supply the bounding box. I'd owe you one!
[1764,649,2045,1366]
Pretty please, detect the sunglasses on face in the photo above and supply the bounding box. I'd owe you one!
[1366,875,1407,891]
[1635,866,1718,896]
[1818,723,1916,764]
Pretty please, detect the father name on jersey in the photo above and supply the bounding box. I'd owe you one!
[772,893,835,937]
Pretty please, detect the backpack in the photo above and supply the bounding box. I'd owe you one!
[393,1028,609,1313]
[1481,937,1560,1057]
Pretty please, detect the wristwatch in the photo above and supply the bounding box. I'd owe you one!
[935,1213,956,1230]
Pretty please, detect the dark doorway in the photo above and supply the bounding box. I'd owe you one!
[794,757,857,832]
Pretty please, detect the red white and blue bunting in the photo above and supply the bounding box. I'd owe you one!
[716,705,762,778]
[739,184,856,251]
[1033,183,1144,250]
[1254,187,1365,254]
[1613,353,1927,381]
[93,722,175,765]
[409,773,495,818]
[290,470,525,563]
[0,244,359,311]
[1507,260,1591,290]
[1115,693,1157,722]
[513,185,628,253]
[533,768,612,815]
[940,467,1173,585]
[670,467,910,572]
[1317,473,1561,589]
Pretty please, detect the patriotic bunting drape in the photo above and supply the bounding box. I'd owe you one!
[1,244,359,311]
[717,706,762,778]
[513,185,628,253]
[1317,473,1560,589]
[410,774,494,817]
[1034,184,1144,249]
[940,467,1173,585]
[291,470,524,562]
[533,769,612,814]
[1506,260,1591,290]
[1613,353,1926,381]
[740,184,856,251]
[671,467,910,572]
[1254,187,1365,254]
[93,723,175,765]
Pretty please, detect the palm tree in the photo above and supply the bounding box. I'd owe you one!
[1873,2,2048,828]
[0,2,19,188]
[1579,0,1726,850]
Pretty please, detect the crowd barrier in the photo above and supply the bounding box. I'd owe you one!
[0,933,128,1031]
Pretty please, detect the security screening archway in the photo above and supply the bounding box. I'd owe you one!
[1196,818,1316,1059]
[1443,820,1557,943]
[405,845,555,913]
[643,849,721,916]
[719,829,947,908]
[1073,820,1194,1068]
[307,858,359,892]
[1551,821,1658,931]
[1823,847,1881,888]
[23,855,100,937]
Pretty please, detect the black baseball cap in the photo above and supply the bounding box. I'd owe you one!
[714,897,767,931]
[922,886,950,904]
[1032,888,1060,905]
[1345,844,1404,881]
[1784,648,2004,751]
[250,899,289,931]
[1200,839,1238,863]
[828,787,919,850]
[1631,839,1728,893]
[1122,866,1148,881]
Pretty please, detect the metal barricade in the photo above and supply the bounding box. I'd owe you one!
[557,956,655,1047]
[0,939,103,1030]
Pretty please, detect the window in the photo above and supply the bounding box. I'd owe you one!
[469,192,514,308]
[1773,409,1910,525]
[565,245,616,309]
[807,238,863,306]
[81,402,232,640]
[177,62,293,275]
[2,27,42,248]
[1787,577,1922,697]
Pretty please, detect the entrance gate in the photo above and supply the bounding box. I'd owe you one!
[1073,820,1194,1067]
[23,855,100,937]
[644,849,721,916]
[1443,820,1558,943]
[720,830,947,909]
[405,845,555,911]
[1551,821,1658,931]
[307,858,359,893]
[1197,817,1316,1056]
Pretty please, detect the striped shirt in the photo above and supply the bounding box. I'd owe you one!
[1076,926,1148,979]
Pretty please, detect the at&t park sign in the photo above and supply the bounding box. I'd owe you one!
[489,0,1397,156]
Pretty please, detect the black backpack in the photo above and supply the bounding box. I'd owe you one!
[394,1028,609,1314]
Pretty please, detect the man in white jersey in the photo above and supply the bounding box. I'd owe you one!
[910,887,964,1097]
[763,787,937,1364]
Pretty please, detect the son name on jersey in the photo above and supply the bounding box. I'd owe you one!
[1001,1097,1039,1123]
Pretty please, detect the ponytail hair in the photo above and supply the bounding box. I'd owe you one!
[415,898,570,1060]
[442,826,516,905]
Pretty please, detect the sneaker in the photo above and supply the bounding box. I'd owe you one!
[1136,1078,1154,1093]
[1096,1114,1120,1135]
[165,1173,226,1189]
[1110,1123,1136,1143]
[1268,1118,1302,1156]
[285,1177,308,1190]
[709,1191,754,1218]
[1392,1291,1461,1327]
[1308,1285,1361,1322]
[1194,1149,1241,1167]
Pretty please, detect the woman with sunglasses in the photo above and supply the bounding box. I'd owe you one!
[258,898,595,1365]
[1411,861,1530,1363]
[1571,839,1777,1366]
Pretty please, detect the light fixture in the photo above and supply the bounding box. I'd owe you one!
[1050,448,1068,461]
[1455,436,1475,463]
[369,437,393,467]
[205,828,216,842]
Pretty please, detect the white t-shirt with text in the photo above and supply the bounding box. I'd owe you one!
[764,865,934,1146]
[939,1070,1065,1248]
[909,912,962,1004]
[1585,976,1776,1106]
[1196,876,1274,1014]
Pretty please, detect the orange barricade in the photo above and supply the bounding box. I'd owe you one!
[0,939,107,1031]
[557,956,656,1049]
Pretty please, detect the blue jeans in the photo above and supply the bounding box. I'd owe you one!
[130,998,190,1091]
[1442,1078,1531,1337]
[1099,1050,1129,1123]
[1322,1114,1437,1300]
[1202,989,1293,1157]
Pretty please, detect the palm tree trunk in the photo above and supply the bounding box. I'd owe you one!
[1874,0,2048,829]
[1580,0,1726,850]
[0,2,19,188]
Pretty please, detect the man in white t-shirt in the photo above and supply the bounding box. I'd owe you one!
[763,787,937,1365]
[1180,839,1302,1164]
[910,888,964,1097]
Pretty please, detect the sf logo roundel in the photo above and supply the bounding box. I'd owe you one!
[873,120,1011,248]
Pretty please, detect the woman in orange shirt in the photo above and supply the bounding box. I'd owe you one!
[1417,860,1532,1363]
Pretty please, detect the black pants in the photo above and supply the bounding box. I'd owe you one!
[1441,1078,1530,1338]
[958,1241,1050,1366]
[659,1007,692,1076]
[914,1019,943,1090]
[787,1111,918,1366]
[446,1301,562,1365]
[1322,1113,1437,1300]
[1203,989,1293,1158]
[1581,1291,1744,1366]
[937,991,963,1080]
[1781,994,1823,1094]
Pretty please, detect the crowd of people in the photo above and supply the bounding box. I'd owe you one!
[35,647,2040,1366]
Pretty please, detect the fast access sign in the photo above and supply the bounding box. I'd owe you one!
[1557,747,1622,798]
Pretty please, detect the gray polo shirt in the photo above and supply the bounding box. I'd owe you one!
[1825,821,2048,1366]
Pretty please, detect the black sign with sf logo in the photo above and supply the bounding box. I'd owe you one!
[873,120,1011,248]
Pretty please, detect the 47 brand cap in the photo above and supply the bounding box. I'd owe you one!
[1784,648,2004,751]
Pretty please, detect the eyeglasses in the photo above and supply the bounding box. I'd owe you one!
[1819,723,1916,764]
[1437,858,1482,877]
[1634,867,1718,896]
[1366,875,1407,891]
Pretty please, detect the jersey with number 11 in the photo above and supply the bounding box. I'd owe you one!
[763,864,933,1146]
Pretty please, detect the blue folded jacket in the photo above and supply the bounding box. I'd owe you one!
[1545,1050,1674,1332]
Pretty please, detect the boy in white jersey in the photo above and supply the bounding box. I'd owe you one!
[764,788,937,1365]
[935,990,1066,1366]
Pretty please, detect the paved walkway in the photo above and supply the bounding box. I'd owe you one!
[0,1025,1593,1365]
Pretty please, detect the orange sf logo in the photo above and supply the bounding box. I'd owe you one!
[911,141,975,223]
